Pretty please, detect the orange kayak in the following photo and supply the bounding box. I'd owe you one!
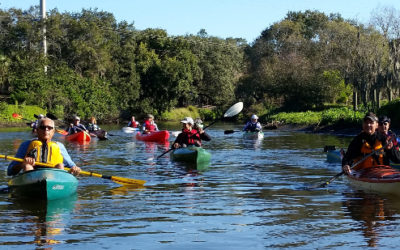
[136,130,169,143]
[66,131,91,143]
[346,166,400,195]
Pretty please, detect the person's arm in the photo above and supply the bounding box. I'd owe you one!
[256,122,262,131]
[57,142,81,175]
[243,122,249,131]
[154,123,159,131]
[199,129,211,141]
[7,141,30,176]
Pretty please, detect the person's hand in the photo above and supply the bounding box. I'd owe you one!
[342,164,352,175]
[69,166,81,176]
[23,156,35,167]
[69,123,73,128]
[173,143,180,149]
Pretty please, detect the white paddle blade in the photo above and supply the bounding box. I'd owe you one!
[224,102,243,118]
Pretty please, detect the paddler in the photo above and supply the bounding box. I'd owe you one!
[141,114,159,134]
[378,115,400,145]
[172,117,202,149]
[8,118,81,176]
[30,114,44,134]
[87,116,107,140]
[127,116,140,128]
[243,114,262,132]
[342,112,400,175]
[193,118,211,142]
[67,115,88,135]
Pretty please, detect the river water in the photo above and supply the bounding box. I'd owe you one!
[1,123,400,249]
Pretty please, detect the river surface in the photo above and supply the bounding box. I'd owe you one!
[1,123,400,249]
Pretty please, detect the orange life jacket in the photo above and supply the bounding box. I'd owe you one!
[353,140,384,170]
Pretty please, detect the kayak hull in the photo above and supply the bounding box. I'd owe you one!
[346,166,400,195]
[136,130,170,142]
[243,131,264,140]
[66,131,91,143]
[326,150,343,163]
[171,146,211,165]
[8,168,78,200]
[122,127,139,133]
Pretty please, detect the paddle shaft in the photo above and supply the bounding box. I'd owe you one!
[315,148,384,189]
[1,154,146,186]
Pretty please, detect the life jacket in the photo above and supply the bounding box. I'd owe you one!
[354,139,384,170]
[26,140,63,166]
[144,120,156,132]
[181,129,201,146]
[129,121,138,128]
[244,121,260,132]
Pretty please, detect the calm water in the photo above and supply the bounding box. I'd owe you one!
[1,123,400,249]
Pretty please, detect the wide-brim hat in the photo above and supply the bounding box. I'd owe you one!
[180,117,194,125]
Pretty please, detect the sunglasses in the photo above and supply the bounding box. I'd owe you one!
[39,125,54,130]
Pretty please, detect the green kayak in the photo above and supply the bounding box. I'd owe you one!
[171,146,211,165]
[8,168,78,200]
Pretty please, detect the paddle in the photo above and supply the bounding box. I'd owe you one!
[0,154,146,186]
[224,130,242,134]
[307,148,384,189]
[156,102,244,159]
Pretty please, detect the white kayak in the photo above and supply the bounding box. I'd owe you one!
[122,127,139,133]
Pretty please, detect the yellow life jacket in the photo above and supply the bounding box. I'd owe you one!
[26,140,63,166]
[354,140,384,170]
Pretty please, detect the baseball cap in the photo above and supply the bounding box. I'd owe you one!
[363,112,378,122]
[180,117,194,125]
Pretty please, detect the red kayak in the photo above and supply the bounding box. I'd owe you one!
[136,130,170,142]
[66,131,91,143]
[346,165,400,195]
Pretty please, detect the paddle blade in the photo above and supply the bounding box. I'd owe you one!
[46,113,58,120]
[12,113,22,119]
[224,102,243,118]
[111,176,146,186]
[224,130,235,134]
[56,128,68,135]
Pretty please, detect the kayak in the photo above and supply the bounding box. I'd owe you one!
[346,166,400,195]
[243,131,264,140]
[122,127,139,133]
[89,129,108,140]
[8,168,78,200]
[136,130,170,143]
[171,146,211,165]
[66,131,91,143]
[326,149,343,163]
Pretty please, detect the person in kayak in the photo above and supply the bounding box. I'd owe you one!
[377,115,400,145]
[87,116,108,140]
[141,114,158,134]
[193,118,211,142]
[128,116,140,128]
[243,114,262,132]
[67,115,88,135]
[8,118,81,176]
[30,114,45,134]
[172,117,203,149]
[342,112,400,175]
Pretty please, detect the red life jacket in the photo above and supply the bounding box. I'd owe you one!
[144,120,156,132]
[182,129,201,146]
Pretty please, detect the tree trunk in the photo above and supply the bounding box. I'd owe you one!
[353,91,358,111]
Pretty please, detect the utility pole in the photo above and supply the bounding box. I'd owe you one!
[40,0,47,72]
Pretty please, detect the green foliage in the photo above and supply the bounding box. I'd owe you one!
[270,111,321,125]
[0,103,46,123]
[378,98,400,126]
[198,108,217,121]
[160,107,200,121]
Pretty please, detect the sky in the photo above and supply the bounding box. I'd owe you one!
[1,0,400,43]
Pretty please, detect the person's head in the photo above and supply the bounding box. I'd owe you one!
[131,116,136,121]
[73,115,81,125]
[194,118,203,130]
[362,112,378,135]
[37,118,55,142]
[378,115,391,134]
[90,116,96,124]
[181,117,194,130]
[38,114,45,119]
[147,114,154,121]
[251,114,258,122]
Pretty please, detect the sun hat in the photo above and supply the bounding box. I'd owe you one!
[147,114,154,119]
[73,115,80,121]
[180,117,194,125]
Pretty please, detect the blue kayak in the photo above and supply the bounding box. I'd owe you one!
[8,168,78,200]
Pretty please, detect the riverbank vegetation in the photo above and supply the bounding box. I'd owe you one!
[1,6,400,128]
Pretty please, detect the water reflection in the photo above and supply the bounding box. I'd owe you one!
[3,195,77,248]
[343,191,400,248]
